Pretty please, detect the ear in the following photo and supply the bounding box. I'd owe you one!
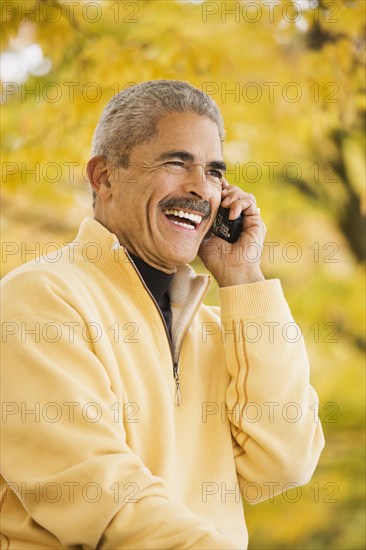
[87,156,113,200]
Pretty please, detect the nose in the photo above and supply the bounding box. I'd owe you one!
[181,164,213,201]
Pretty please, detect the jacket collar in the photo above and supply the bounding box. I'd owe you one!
[73,218,211,345]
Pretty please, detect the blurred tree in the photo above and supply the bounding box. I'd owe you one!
[280,0,366,261]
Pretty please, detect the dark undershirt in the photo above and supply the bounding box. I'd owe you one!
[129,253,174,335]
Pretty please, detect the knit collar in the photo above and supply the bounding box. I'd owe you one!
[72,217,210,313]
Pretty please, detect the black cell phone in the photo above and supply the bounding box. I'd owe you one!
[211,206,244,243]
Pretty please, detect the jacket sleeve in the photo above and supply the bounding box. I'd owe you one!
[218,279,325,504]
[1,280,237,550]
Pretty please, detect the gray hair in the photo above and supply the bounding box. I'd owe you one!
[91,80,225,168]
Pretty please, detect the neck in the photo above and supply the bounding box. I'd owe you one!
[128,253,174,333]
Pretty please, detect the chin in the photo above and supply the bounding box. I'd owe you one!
[163,246,199,267]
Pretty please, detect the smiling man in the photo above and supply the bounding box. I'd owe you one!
[1,80,324,549]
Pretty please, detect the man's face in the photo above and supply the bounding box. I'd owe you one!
[106,112,224,271]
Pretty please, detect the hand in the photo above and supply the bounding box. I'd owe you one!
[198,182,266,287]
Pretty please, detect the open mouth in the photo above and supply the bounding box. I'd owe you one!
[163,209,203,230]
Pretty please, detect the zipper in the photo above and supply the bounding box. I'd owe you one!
[123,248,181,405]
[122,248,210,406]
[173,362,181,406]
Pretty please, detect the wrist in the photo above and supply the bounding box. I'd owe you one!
[217,268,265,287]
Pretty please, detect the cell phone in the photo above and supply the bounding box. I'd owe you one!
[211,206,244,243]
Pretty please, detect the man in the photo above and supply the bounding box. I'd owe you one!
[1,80,324,549]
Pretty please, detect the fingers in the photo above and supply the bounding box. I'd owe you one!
[242,211,266,233]
[220,184,259,220]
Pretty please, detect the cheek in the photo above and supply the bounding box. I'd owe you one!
[142,169,172,193]
[151,178,181,205]
[212,186,223,209]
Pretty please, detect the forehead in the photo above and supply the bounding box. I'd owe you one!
[149,112,223,161]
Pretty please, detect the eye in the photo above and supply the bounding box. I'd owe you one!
[207,169,225,180]
[163,161,186,170]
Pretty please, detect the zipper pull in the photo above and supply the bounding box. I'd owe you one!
[173,362,181,406]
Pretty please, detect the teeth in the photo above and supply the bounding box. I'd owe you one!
[170,220,195,230]
[163,209,203,225]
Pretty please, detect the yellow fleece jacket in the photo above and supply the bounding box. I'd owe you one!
[1,218,324,550]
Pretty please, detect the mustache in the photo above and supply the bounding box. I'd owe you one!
[159,197,211,219]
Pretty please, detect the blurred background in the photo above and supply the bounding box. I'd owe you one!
[1,0,365,548]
